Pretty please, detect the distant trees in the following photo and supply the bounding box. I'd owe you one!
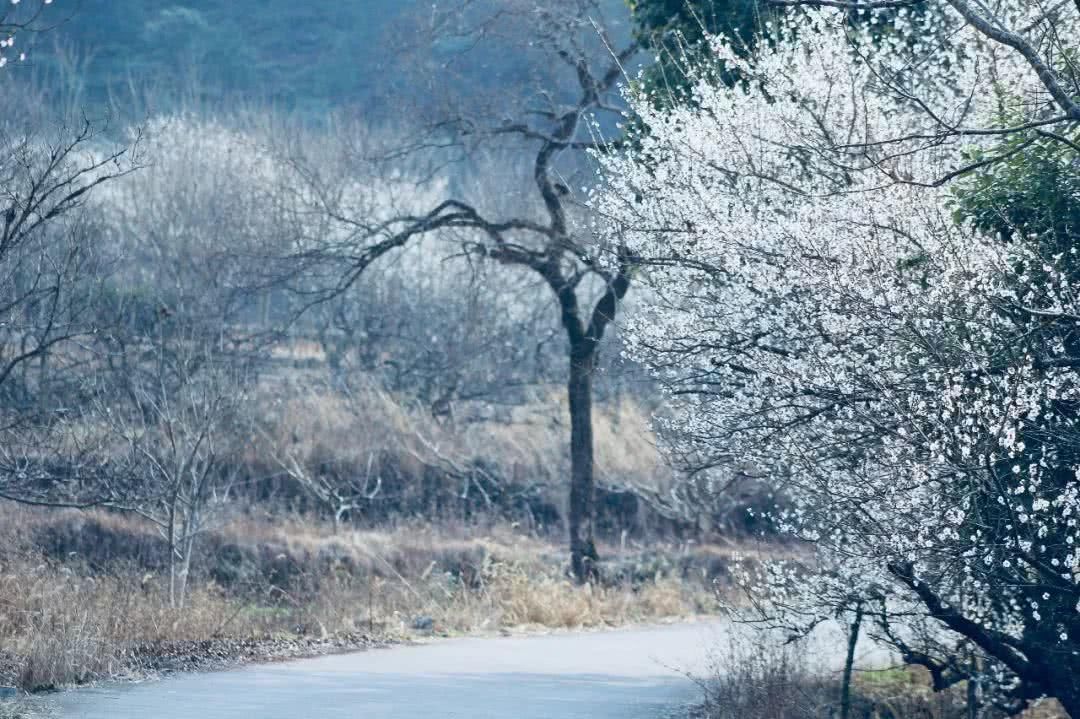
[34,0,637,120]
[93,115,288,337]
[594,2,1080,713]
[0,0,665,582]
[306,236,563,417]
[74,109,617,537]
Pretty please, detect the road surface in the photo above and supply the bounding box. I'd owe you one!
[52,622,728,719]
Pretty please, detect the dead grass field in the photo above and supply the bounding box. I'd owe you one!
[0,505,726,692]
[0,370,755,695]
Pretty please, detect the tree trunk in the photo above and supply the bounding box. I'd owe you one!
[966,654,978,719]
[840,603,863,719]
[167,500,178,608]
[176,502,200,610]
[178,529,195,610]
[567,342,598,584]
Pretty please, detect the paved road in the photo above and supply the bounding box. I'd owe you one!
[51,622,728,719]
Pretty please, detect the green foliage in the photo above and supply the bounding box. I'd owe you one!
[627,0,777,100]
[954,133,1080,261]
[629,0,769,48]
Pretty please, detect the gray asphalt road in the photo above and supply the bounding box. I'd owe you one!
[51,622,727,719]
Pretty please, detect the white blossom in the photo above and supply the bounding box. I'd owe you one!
[592,2,1080,702]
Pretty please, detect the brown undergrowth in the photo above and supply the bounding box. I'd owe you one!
[0,505,728,691]
[695,633,1069,719]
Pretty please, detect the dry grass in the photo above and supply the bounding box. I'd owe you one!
[290,550,708,637]
[0,561,247,690]
[221,516,719,635]
[699,635,832,719]
[261,376,671,503]
[0,505,721,691]
[854,668,1067,719]
[696,633,1071,719]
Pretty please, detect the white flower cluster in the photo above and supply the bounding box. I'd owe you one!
[0,0,53,68]
[592,1,1080,690]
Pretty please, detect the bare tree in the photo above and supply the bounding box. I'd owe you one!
[265,420,383,531]
[103,341,250,608]
[81,114,289,606]
[288,1,639,582]
[0,119,135,505]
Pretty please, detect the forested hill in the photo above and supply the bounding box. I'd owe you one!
[28,0,632,118]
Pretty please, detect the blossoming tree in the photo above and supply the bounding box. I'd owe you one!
[593,1,1080,712]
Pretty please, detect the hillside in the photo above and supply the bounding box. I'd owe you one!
[22,0,632,118]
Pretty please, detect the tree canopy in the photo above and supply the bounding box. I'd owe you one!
[594,1,1080,712]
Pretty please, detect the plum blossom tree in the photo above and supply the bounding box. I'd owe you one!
[593,3,1080,713]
